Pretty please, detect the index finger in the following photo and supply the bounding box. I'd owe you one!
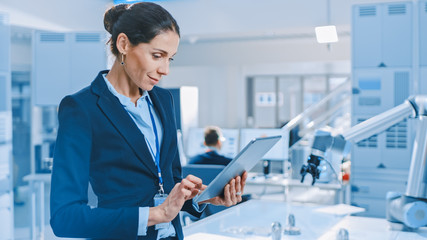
[184,174,203,189]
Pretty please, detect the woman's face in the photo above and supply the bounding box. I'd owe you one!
[124,30,179,91]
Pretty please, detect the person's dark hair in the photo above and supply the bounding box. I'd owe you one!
[204,126,222,146]
[103,2,180,56]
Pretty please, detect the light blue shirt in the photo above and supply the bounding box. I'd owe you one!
[103,75,176,238]
[103,75,206,238]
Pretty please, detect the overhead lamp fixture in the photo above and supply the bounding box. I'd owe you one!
[315,0,339,45]
[315,25,338,43]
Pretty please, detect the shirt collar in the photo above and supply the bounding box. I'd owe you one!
[102,73,153,107]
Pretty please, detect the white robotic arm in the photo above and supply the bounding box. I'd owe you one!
[300,97,414,185]
[300,95,427,229]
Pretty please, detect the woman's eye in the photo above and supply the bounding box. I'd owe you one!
[169,58,174,62]
[153,54,162,59]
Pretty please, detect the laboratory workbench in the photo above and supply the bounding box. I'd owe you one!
[184,199,427,240]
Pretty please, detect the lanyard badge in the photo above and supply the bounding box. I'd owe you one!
[147,99,170,230]
[154,190,169,230]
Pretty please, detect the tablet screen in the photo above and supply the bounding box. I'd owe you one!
[193,135,281,203]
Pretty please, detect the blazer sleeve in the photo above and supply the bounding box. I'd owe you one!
[50,95,139,239]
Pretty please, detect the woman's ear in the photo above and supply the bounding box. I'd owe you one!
[116,33,130,54]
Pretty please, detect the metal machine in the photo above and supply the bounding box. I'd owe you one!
[300,95,427,229]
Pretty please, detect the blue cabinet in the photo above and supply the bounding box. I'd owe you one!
[33,31,106,106]
[351,1,416,218]
[352,2,412,68]
[0,13,14,240]
[0,15,10,73]
[420,1,427,66]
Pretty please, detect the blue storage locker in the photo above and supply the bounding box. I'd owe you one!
[421,67,427,94]
[381,2,412,68]
[420,0,427,67]
[70,32,106,93]
[33,31,106,106]
[352,2,412,68]
[0,14,10,73]
[0,12,14,240]
[33,32,70,106]
[352,4,382,68]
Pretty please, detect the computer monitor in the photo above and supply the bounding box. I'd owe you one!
[186,127,239,159]
[239,128,287,161]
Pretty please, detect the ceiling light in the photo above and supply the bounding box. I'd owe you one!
[315,25,338,43]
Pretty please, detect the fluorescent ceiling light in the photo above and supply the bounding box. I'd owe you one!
[315,25,338,43]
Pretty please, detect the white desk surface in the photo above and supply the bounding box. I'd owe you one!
[319,215,427,240]
[184,199,345,239]
[184,199,427,240]
[246,173,343,190]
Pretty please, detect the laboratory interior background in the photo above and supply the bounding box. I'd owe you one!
[1,0,427,239]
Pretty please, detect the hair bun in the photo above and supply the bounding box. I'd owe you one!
[103,4,128,34]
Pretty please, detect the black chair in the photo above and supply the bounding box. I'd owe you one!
[182,164,225,184]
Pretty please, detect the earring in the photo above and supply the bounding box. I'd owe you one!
[121,53,125,65]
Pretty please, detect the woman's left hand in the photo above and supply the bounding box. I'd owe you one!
[200,171,248,207]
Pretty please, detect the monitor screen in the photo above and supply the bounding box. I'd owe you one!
[186,128,239,159]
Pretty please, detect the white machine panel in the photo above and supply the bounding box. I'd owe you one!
[352,196,388,218]
[351,172,407,199]
[352,68,412,116]
[239,128,285,161]
[186,127,239,159]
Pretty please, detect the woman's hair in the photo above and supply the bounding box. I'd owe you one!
[103,2,180,56]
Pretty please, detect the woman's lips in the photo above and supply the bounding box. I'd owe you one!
[148,76,159,83]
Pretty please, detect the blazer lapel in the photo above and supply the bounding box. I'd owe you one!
[149,88,176,169]
[91,72,158,178]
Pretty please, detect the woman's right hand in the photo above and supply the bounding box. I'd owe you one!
[148,175,205,226]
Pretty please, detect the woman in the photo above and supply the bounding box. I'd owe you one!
[50,2,247,240]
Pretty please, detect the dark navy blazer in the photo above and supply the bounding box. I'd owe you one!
[50,70,198,240]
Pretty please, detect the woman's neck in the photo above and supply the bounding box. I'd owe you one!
[106,61,142,104]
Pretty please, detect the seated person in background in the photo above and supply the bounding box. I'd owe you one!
[189,126,232,166]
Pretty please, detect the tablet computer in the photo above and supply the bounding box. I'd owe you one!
[193,135,281,203]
